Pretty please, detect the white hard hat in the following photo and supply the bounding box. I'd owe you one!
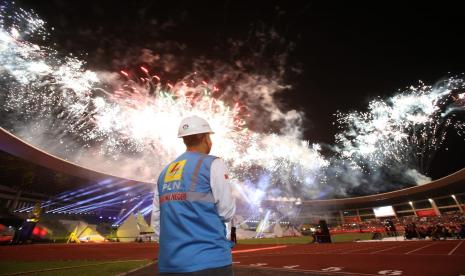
[178,115,214,138]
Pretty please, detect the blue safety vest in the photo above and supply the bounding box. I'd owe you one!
[157,151,232,273]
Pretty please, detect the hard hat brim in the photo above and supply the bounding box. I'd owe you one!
[178,131,214,138]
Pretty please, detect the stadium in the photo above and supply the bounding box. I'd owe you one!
[1,1,465,276]
[1,126,465,275]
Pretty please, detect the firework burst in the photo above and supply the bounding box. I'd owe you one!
[0,4,327,203]
[1,4,464,202]
[332,79,465,194]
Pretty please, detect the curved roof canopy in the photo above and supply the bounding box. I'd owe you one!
[0,127,150,186]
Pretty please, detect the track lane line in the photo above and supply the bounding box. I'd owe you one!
[369,244,407,254]
[405,243,436,255]
[315,243,372,254]
[339,244,391,254]
[232,245,287,254]
[234,264,379,276]
[234,251,465,259]
[1,259,149,276]
[249,244,352,256]
[448,241,463,255]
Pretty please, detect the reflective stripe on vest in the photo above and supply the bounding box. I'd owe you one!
[159,191,215,204]
[189,155,207,192]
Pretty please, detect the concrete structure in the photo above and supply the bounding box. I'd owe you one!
[0,185,49,213]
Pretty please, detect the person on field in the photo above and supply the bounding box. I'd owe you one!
[157,115,235,275]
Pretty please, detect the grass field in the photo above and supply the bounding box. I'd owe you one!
[237,232,376,244]
[0,260,151,276]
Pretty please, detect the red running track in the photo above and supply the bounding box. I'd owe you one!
[1,241,464,275]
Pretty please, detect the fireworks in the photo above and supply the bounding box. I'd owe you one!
[335,80,465,174]
[0,4,327,203]
[1,4,464,204]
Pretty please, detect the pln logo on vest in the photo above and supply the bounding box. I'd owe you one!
[164,160,187,183]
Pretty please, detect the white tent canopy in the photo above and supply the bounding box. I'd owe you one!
[273,223,284,238]
[60,220,105,243]
[117,213,154,242]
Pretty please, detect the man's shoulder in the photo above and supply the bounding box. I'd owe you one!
[209,155,225,165]
[210,157,229,174]
[208,154,220,160]
[199,154,218,165]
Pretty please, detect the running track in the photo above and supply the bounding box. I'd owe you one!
[1,241,465,275]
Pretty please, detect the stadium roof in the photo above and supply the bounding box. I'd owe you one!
[264,168,465,210]
[0,127,149,186]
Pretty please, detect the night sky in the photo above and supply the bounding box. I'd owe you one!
[10,1,465,180]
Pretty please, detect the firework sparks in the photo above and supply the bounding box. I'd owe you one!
[0,4,464,202]
[0,4,327,201]
[334,79,465,190]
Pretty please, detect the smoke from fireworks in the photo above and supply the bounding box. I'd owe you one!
[0,3,327,204]
[1,4,464,203]
[326,80,465,196]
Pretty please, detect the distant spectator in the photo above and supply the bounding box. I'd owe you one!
[459,224,465,239]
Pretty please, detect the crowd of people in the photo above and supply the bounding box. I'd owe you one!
[331,212,465,240]
[401,213,465,240]
[331,220,390,233]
